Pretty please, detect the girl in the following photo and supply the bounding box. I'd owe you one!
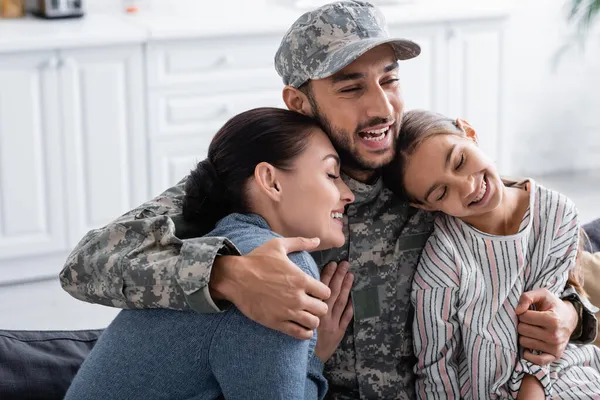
[383,110,600,399]
[65,108,354,400]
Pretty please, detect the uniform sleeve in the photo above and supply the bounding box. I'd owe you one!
[59,178,240,313]
[412,230,462,400]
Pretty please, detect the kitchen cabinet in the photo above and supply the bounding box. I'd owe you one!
[0,45,146,284]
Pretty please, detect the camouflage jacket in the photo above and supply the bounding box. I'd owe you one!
[60,175,598,400]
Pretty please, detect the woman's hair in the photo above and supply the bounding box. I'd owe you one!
[182,107,320,236]
[383,109,466,203]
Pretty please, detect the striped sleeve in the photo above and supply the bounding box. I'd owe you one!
[412,226,462,400]
[534,191,579,293]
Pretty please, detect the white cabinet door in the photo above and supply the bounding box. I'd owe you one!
[446,20,504,166]
[388,24,447,113]
[0,52,68,275]
[59,45,147,246]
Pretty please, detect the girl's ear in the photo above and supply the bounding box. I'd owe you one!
[456,118,479,144]
[254,162,283,202]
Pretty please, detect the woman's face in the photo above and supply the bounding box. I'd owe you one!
[402,133,503,218]
[277,129,355,249]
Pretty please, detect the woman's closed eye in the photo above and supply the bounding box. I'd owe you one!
[327,173,340,180]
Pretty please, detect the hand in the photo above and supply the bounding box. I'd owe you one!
[515,288,578,365]
[314,261,354,363]
[516,374,545,400]
[211,237,331,340]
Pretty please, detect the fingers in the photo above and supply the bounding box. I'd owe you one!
[291,310,321,331]
[332,272,354,321]
[278,237,320,253]
[280,321,314,340]
[320,262,338,287]
[305,275,331,301]
[303,296,329,319]
[519,336,561,359]
[517,322,549,342]
[523,349,558,366]
[516,289,554,314]
[340,301,354,330]
[326,262,349,307]
[518,310,560,329]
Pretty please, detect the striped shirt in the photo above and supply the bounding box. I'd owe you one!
[412,180,600,399]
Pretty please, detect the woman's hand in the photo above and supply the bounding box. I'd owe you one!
[314,261,354,363]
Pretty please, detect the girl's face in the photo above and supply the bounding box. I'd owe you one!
[402,131,503,218]
[277,129,355,249]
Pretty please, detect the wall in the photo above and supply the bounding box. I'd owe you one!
[503,0,600,175]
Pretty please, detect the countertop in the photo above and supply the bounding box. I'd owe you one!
[0,0,512,53]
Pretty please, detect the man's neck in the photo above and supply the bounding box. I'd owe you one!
[342,166,380,185]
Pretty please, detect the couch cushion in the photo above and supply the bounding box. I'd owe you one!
[583,218,600,253]
[0,329,103,400]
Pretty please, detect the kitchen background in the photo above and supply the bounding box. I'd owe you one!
[1,0,599,330]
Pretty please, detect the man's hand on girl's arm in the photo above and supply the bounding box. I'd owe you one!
[210,237,332,340]
[515,288,577,365]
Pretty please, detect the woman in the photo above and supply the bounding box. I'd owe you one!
[65,108,354,400]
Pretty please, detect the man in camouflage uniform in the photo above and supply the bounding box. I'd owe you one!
[60,1,598,399]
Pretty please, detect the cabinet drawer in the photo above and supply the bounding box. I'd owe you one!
[146,36,283,91]
[148,89,286,137]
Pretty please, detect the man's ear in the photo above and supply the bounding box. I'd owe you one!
[254,162,283,202]
[456,118,479,144]
[282,85,312,116]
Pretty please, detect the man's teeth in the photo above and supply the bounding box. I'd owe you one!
[361,127,388,141]
[331,212,343,220]
[472,178,487,204]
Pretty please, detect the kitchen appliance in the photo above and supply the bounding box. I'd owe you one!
[29,0,84,19]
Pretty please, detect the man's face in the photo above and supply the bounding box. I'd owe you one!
[307,45,405,172]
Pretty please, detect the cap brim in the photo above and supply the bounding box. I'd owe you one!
[309,37,420,82]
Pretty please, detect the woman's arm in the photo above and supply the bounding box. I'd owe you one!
[210,252,327,400]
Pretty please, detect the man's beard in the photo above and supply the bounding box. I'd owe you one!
[311,106,399,172]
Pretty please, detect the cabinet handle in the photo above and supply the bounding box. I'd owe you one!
[214,55,233,67]
[446,28,456,41]
[43,57,59,69]
[59,57,76,69]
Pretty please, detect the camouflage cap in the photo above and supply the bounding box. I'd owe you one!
[275,0,420,88]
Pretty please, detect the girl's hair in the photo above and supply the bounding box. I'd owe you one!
[182,107,320,236]
[383,109,466,203]
[385,111,590,298]
[571,228,589,298]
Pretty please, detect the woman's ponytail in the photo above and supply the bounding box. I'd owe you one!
[182,159,232,236]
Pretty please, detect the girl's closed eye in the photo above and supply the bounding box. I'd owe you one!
[436,187,447,202]
[455,153,466,170]
[328,173,340,179]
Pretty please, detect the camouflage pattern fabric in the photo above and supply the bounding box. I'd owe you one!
[274,0,420,88]
[59,178,240,313]
[312,175,435,399]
